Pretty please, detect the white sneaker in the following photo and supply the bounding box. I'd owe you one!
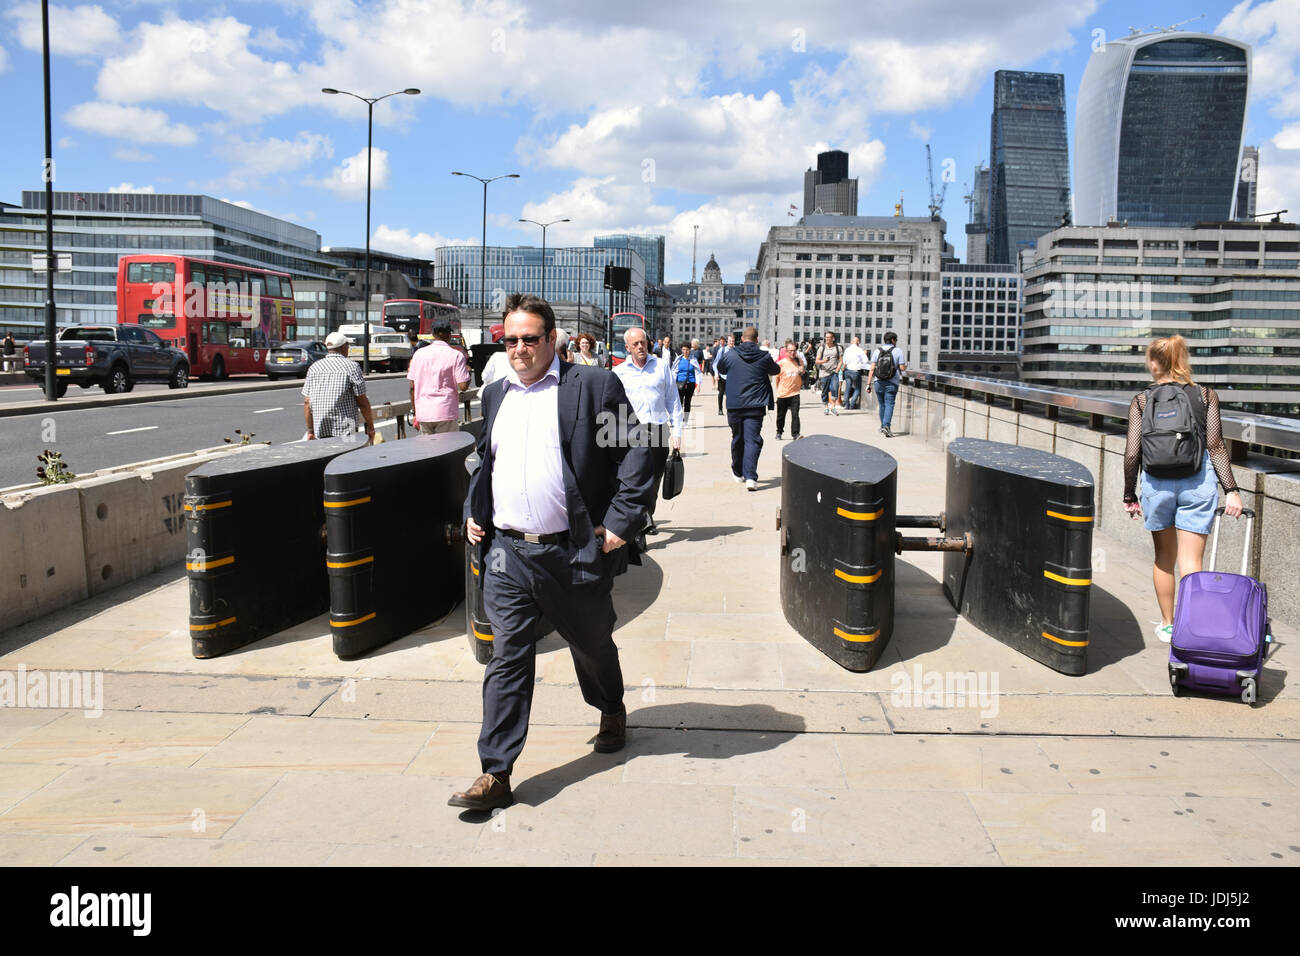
[746,479,757,491]
[1153,622,1174,643]
[732,473,744,483]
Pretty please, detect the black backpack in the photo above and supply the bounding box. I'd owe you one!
[1141,383,1206,478]
[874,345,896,381]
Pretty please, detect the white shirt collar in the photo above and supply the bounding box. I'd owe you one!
[503,352,561,390]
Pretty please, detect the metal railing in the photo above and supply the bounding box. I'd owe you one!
[903,370,1300,459]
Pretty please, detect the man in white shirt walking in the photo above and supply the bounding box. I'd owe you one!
[613,327,682,536]
[841,335,867,410]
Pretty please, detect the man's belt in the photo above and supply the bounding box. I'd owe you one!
[499,528,569,544]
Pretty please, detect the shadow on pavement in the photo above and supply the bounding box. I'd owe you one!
[513,702,807,808]
[1084,582,1147,673]
[887,557,962,662]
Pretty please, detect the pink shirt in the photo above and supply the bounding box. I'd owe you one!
[407,341,469,423]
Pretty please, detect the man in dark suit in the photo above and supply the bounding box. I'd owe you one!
[450,293,655,812]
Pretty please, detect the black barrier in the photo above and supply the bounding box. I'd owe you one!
[185,435,367,658]
[942,438,1095,675]
[324,432,474,658]
[780,435,897,672]
[465,546,494,664]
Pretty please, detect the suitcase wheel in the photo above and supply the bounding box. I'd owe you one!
[1168,668,1182,696]
[1240,676,1257,706]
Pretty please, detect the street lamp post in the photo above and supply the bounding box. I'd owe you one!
[452,172,519,336]
[517,217,570,300]
[321,86,420,373]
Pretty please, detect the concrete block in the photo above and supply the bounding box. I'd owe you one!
[1259,489,1300,629]
[1099,444,1153,554]
[961,399,989,441]
[986,405,1016,445]
[1017,415,1056,453]
[0,483,89,632]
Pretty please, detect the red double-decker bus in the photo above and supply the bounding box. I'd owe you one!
[116,255,297,379]
[381,299,462,339]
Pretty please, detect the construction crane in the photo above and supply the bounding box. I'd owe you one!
[925,144,947,221]
[1253,210,1289,223]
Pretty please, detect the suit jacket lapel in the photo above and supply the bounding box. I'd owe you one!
[557,362,579,448]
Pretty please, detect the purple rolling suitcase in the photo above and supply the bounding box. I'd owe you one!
[1168,508,1270,705]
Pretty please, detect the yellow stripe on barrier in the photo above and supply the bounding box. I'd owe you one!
[324,497,372,509]
[833,626,880,643]
[326,556,374,569]
[836,507,883,521]
[184,500,232,513]
[1044,570,1092,587]
[472,627,492,642]
[1046,510,1093,523]
[189,616,237,631]
[331,612,376,628]
[1042,630,1089,648]
[186,555,234,571]
[834,568,882,584]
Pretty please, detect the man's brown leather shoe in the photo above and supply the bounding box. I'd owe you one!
[593,704,627,753]
[447,772,512,811]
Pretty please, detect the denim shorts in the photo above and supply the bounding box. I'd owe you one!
[1140,454,1217,534]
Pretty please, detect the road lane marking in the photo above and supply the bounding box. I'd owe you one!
[253,407,285,414]
[105,426,159,435]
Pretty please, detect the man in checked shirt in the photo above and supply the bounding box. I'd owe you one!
[302,331,377,442]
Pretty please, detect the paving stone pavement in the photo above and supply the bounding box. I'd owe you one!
[1,379,1297,866]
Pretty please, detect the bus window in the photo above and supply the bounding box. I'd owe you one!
[204,322,228,345]
[191,267,206,287]
[126,261,176,284]
[280,277,293,298]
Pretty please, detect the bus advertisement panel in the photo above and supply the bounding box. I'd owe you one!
[116,255,296,379]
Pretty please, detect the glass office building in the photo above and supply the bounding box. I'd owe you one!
[594,234,664,287]
[0,190,336,337]
[1074,33,1250,228]
[987,71,1072,266]
[434,244,645,325]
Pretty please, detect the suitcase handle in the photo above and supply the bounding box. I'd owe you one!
[1209,507,1255,576]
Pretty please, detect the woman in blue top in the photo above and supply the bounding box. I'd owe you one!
[674,344,699,420]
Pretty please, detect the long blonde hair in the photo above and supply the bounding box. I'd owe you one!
[1146,335,1194,385]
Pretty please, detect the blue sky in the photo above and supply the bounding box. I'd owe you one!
[0,0,1296,285]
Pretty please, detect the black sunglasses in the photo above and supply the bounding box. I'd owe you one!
[503,334,544,348]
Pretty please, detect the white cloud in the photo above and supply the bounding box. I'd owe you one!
[1258,129,1300,221]
[0,44,9,72]
[95,15,309,123]
[113,147,155,162]
[212,132,334,191]
[65,102,198,145]
[56,136,76,150]
[370,225,477,259]
[306,147,389,200]
[530,92,887,200]
[107,183,156,194]
[1275,123,1300,150]
[909,120,933,141]
[1218,0,1300,115]
[8,3,122,57]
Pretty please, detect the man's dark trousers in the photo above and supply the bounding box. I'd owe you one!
[646,422,670,521]
[727,407,765,481]
[716,375,727,413]
[479,535,623,775]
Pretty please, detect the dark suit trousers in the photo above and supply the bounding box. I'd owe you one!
[716,375,727,413]
[647,423,670,520]
[727,407,766,481]
[479,536,623,775]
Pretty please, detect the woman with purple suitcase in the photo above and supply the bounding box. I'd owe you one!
[1121,336,1244,644]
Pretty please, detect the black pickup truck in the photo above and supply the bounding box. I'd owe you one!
[24,325,190,398]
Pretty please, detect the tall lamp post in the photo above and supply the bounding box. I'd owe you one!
[452,172,519,336]
[517,217,569,300]
[321,86,420,373]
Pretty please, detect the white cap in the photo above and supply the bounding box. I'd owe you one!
[325,331,348,349]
